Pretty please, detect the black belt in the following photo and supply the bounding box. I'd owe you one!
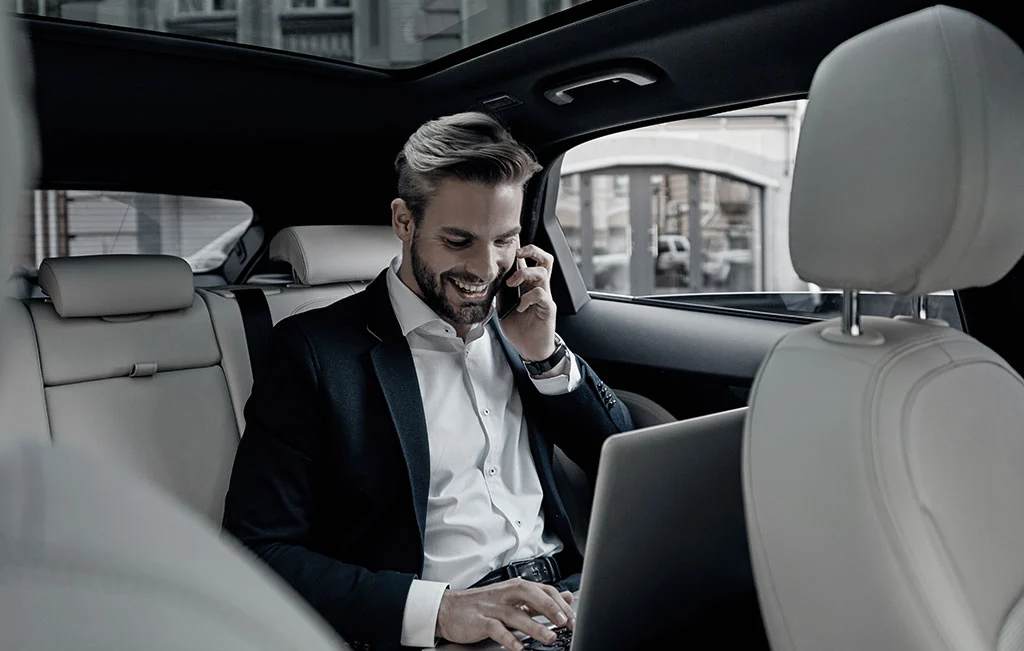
[470,555,562,589]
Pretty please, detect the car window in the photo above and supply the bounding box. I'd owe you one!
[553,100,964,330]
[17,0,594,69]
[17,190,253,274]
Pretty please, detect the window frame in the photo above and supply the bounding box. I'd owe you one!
[536,103,966,332]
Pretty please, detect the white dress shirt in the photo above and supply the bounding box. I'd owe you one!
[385,257,582,648]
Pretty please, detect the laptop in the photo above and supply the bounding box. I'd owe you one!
[436,407,767,651]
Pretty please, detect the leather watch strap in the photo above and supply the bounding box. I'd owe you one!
[523,335,568,376]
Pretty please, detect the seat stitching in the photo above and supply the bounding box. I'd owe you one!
[743,331,799,650]
[865,347,1007,650]
[289,296,342,316]
[20,302,54,443]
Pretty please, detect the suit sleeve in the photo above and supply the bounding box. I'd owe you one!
[532,352,634,478]
[222,318,415,651]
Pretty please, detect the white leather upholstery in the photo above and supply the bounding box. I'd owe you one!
[262,283,365,321]
[0,299,50,445]
[27,299,220,385]
[24,291,242,523]
[38,254,195,317]
[789,5,1024,295]
[204,283,365,325]
[0,440,347,651]
[746,318,1024,651]
[0,3,44,443]
[198,289,255,433]
[745,7,1024,651]
[269,225,400,286]
[47,368,238,521]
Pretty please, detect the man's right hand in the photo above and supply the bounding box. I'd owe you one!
[435,578,575,651]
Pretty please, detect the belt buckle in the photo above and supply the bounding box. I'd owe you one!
[514,558,548,584]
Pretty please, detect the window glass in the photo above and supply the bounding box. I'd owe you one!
[16,190,253,274]
[554,100,964,330]
[19,0,592,68]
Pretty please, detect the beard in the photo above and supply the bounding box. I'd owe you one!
[410,232,505,327]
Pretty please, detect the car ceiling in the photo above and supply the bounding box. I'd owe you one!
[21,0,1022,233]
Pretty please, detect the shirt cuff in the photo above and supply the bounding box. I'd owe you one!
[401,579,450,649]
[530,349,582,395]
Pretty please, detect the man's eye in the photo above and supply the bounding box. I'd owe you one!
[445,239,470,249]
[495,238,514,247]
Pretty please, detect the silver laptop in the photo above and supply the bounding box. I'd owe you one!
[437,406,767,651]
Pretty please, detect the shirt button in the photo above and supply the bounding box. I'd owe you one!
[482,408,490,416]
[488,467,498,476]
[515,519,523,527]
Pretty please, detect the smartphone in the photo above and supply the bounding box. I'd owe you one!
[496,264,521,320]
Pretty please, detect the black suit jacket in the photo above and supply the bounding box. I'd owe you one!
[222,271,633,651]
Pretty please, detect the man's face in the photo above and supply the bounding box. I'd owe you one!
[403,178,523,327]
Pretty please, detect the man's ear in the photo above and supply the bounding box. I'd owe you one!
[391,198,415,244]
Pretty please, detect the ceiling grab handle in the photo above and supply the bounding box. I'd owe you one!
[543,68,657,105]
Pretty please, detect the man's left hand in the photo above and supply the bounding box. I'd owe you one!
[499,244,558,362]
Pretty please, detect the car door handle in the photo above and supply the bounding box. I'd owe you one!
[543,68,657,105]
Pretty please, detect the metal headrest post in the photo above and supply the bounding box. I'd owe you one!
[842,289,862,336]
[912,295,928,320]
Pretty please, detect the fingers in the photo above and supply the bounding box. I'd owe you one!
[508,265,548,289]
[517,245,554,272]
[515,287,554,317]
[483,617,525,651]
[508,579,572,630]
[537,584,575,630]
[491,605,558,646]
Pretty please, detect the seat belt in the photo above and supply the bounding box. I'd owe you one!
[231,288,273,386]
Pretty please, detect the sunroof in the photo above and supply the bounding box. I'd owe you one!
[16,0,592,69]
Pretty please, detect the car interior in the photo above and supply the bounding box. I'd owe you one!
[3,0,1024,649]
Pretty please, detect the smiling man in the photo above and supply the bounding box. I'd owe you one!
[222,112,633,651]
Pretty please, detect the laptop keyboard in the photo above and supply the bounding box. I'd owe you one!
[523,626,572,651]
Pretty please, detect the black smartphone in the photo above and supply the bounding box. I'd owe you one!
[496,264,521,320]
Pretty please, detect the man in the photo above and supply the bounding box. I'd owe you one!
[222,112,633,651]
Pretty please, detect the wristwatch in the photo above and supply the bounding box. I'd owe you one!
[523,334,569,376]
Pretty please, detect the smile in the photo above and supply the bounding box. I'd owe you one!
[450,278,489,298]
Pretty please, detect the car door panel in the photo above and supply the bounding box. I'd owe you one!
[557,296,796,420]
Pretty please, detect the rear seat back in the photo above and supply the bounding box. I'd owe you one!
[20,254,243,523]
[6,224,669,546]
[262,224,401,322]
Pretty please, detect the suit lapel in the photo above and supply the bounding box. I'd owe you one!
[365,271,430,549]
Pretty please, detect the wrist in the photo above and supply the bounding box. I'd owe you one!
[435,588,452,640]
[522,334,568,376]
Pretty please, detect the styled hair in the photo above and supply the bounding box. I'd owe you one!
[395,111,542,223]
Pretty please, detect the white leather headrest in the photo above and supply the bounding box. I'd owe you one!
[270,225,401,286]
[790,5,1024,294]
[38,255,195,318]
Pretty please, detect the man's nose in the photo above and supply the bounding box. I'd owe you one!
[466,245,501,281]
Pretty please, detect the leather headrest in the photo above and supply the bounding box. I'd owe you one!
[269,225,401,286]
[38,255,195,318]
[790,5,1024,294]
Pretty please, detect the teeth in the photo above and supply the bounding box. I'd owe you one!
[453,279,487,293]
